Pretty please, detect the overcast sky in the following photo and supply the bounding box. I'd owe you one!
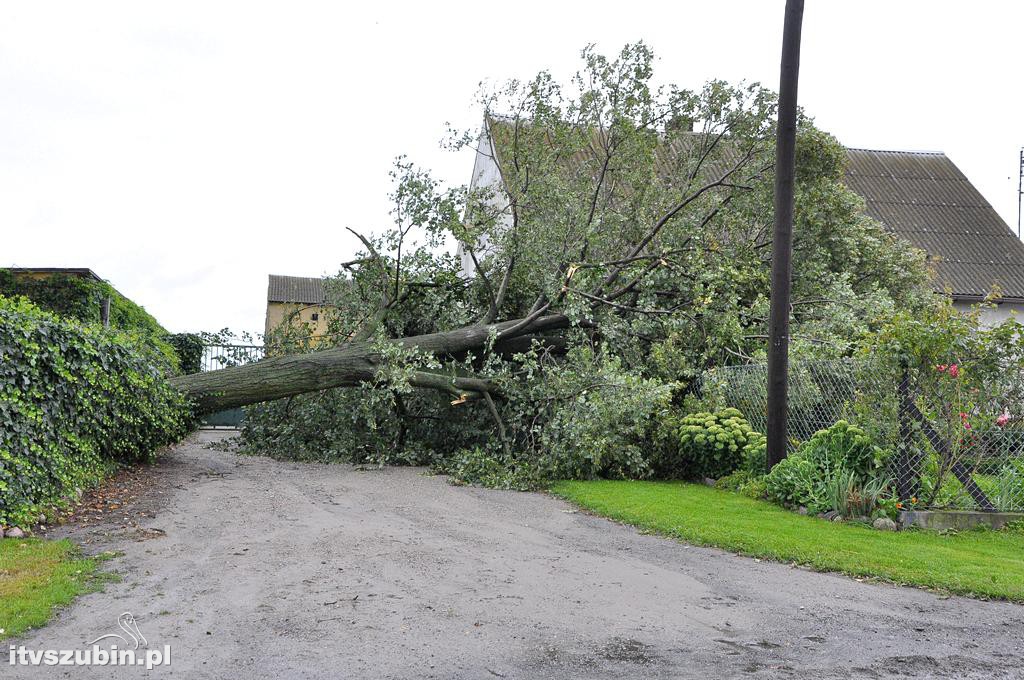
[3,1,1022,335]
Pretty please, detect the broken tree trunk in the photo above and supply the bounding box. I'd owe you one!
[170,314,571,414]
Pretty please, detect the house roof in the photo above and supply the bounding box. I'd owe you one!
[267,275,326,305]
[844,149,1024,302]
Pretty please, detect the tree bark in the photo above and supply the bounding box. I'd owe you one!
[171,314,571,414]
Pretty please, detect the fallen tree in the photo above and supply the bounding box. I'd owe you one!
[171,314,571,413]
[172,44,932,484]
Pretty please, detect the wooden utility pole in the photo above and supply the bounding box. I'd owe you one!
[766,0,805,469]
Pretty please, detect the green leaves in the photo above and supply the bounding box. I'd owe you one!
[0,296,191,528]
[656,408,765,480]
[764,421,887,514]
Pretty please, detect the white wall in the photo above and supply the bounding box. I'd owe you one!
[953,300,1023,328]
[456,128,512,278]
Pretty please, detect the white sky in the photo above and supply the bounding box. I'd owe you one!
[3,1,1022,335]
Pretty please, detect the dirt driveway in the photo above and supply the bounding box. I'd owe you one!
[11,430,1024,679]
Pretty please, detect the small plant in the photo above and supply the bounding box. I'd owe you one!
[714,470,753,492]
[993,457,1024,512]
[656,408,765,480]
[827,470,894,518]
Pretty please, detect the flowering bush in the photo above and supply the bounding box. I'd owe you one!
[655,408,765,480]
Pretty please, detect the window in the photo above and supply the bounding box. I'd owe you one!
[311,313,319,321]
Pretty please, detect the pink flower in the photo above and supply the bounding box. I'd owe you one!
[996,413,1010,427]
[935,364,947,373]
[960,412,972,430]
[948,364,959,378]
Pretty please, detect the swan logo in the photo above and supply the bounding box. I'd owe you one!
[89,612,148,649]
[8,612,171,669]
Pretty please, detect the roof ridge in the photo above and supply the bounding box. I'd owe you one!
[846,147,946,156]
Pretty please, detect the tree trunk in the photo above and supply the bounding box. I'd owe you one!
[171,314,570,414]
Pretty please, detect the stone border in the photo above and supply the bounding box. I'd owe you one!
[899,510,1024,531]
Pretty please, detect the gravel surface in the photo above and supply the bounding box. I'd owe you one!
[10,430,1024,679]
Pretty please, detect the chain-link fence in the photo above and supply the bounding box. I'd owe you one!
[700,359,1024,512]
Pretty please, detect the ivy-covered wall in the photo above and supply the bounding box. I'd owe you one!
[0,296,193,529]
[0,269,180,369]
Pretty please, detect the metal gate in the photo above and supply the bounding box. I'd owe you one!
[200,343,265,428]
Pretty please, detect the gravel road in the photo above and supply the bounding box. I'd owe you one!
[10,430,1024,679]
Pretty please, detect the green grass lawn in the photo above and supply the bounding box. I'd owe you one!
[0,539,112,639]
[552,480,1024,601]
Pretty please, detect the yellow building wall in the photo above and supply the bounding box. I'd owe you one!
[264,302,333,340]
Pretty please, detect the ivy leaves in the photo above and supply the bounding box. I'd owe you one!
[0,296,190,528]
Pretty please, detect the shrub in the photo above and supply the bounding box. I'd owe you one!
[714,470,753,492]
[739,475,768,500]
[0,296,191,528]
[656,408,765,480]
[166,333,204,375]
[764,455,831,512]
[797,420,886,480]
[764,421,887,514]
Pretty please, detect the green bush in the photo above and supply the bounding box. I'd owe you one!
[764,455,830,512]
[797,420,885,480]
[713,470,753,492]
[656,408,765,480]
[764,420,887,513]
[166,333,205,374]
[0,296,192,529]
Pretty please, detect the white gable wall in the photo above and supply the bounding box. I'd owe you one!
[456,128,513,278]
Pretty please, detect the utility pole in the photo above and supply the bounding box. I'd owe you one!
[766,0,805,469]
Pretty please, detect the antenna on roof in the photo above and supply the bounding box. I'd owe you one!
[1018,148,1023,239]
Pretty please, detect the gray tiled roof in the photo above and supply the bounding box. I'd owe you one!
[844,149,1024,301]
[267,274,325,304]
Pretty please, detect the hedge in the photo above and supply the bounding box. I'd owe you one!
[0,295,192,529]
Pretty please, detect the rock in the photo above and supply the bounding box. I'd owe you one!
[854,515,871,524]
[796,506,808,515]
[0,527,4,538]
[6,527,25,538]
[821,510,839,521]
[831,515,844,523]
[872,517,898,531]
[703,478,717,487]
